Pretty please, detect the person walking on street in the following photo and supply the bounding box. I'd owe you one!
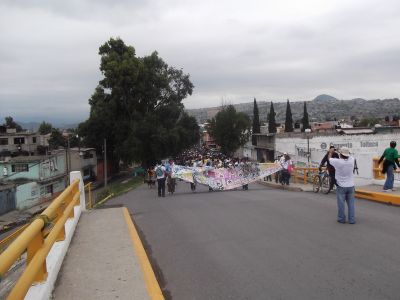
[166,159,176,194]
[328,147,356,224]
[378,141,400,192]
[154,162,166,197]
[319,145,340,192]
[280,153,293,186]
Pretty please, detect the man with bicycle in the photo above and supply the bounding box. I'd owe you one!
[319,145,339,192]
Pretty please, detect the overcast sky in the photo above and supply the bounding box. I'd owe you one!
[1,0,400,123]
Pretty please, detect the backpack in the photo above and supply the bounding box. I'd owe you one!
[156,167,164,177]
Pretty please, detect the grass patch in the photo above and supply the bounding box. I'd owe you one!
[95,176,143,204]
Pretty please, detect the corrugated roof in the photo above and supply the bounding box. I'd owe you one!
[336,128,374,135]
[8,154,62,163]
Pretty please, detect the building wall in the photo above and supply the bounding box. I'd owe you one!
[0,187,16,215]
[69,150,97,180]
[16,178,65,210]
[0,134,40,153]
[275,132,400,185]
[0,153,66,181]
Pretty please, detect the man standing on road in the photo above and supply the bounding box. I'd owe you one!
[378,141,400,192]
[319,145,339,192]
[154,162,166,197]
[328,147,356,224]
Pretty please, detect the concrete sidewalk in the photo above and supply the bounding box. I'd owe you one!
[52,207,156,300]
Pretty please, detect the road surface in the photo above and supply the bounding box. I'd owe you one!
[106,181,400,300]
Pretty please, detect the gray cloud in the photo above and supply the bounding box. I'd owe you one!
[1,0,400,122]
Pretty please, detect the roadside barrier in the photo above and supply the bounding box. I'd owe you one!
[0,224,29,254]
[84,182,93,209]
[0,179,81,299]
[292,167,320,184]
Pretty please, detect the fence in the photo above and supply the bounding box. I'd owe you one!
[0,171,84,300]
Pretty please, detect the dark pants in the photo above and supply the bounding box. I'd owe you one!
[281,170,290,185]
[157,178,166,197]
[329,171,336,191]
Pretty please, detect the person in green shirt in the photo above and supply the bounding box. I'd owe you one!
[378,141,400,191]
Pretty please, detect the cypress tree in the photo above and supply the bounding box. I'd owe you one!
[302,101,310,132]
[268,101,277,133]
[284,99,293,132]
[252,98,261,145]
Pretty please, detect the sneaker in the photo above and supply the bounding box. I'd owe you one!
[337,220,346,224]
[382,189,389,192]
[392,188,397,191]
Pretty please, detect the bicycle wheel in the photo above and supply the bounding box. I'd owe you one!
[320,174,331,194]
[312,175,320,193]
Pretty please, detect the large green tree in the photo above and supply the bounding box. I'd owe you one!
[284,99,293,132]
[207,105,251,156]
[268,102,277,133]
[302,101,310,132]
[79,38,199,165]
[38,121,52,134]
[252,98,260,145]
[48,129,65,150]
[3,117,22,132]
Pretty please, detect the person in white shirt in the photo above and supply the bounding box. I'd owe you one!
[280,153,293,185]
[328,147,356,224]
[154,162,166,197]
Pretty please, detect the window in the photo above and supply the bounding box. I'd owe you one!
[40,185,53,195]
[45,184,53,194]
[32,137,37,144]
[11,164,29,172]
[0,138,8,145]
[83,168,91,177]
[14,137,25,144]
[83,152,94,159]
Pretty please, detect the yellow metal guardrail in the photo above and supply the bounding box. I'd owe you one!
[0,179,80,300]
[292,167,320,184]
[84,182,93,209]
[0,224,30,255]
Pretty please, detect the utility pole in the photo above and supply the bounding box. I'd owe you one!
[104,138,107,187]
[66,136,70,180]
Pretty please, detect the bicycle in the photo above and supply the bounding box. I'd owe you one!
[312,170,332,194]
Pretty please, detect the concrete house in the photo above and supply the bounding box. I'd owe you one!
[0,152,67,210]
[0,127,41,157]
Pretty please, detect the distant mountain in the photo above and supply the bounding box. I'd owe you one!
[186,96,400,124]
[16,121,80,132]
[313,94,338,101]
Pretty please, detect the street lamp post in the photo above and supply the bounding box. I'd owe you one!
[305,128,311,165]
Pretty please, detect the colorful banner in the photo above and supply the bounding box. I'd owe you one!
[171,163,282,191]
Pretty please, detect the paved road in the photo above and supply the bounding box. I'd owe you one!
[106,182,400,300]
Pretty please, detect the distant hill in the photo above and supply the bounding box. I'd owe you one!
[16,121,80,132]
[186,96,400,124]
[313,94,338,101]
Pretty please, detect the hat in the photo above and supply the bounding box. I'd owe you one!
[339,147,350,157]
[283,152,287,155]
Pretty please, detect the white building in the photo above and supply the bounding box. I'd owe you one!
[274,131,400,186]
